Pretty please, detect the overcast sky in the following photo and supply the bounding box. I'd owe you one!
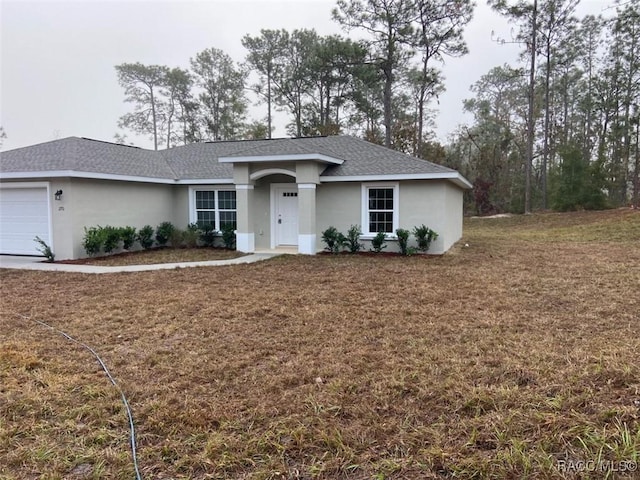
[0,0,614,152]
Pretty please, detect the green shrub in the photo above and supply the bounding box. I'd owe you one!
[103,226,122,254]
[345,225,364,253]
[370,231,387,253]
[82,226,104,256]
[34,236,55,262]
[120,226,137,250]
[412,224,438,252]
[321,226,346,254]
[221,224,236,249]
[395,228,410,255]
[155,221,174,246]
[198,223,217,247]
[138,225,154,250]
[169,228,184,248]
[183,223,200,248]
[550,146,608,211]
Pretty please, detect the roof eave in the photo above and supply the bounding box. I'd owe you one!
[320,172,472,189]
[219,153,344,165]
[0,170,178,184]
[175,178,234,185]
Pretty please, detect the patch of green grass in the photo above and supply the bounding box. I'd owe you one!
[466,208,640,243]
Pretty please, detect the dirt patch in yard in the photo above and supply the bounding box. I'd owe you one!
[1,209,639,479]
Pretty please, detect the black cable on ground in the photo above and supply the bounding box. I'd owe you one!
[16,313,142,480]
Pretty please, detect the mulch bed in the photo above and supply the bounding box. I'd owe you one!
[52,247,243,266]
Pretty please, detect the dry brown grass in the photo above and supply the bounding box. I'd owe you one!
[58,247,245,266]
[1,209,639,479]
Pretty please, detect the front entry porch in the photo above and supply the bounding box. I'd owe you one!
[220,152,343,255]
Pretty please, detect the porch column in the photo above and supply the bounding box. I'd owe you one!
[235,185,255,252]
[297,183,317,254]
[233,164,255,253]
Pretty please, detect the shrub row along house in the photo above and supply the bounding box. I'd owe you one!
[0,135,471,260]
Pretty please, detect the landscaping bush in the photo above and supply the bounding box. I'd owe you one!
[102,226,122,254]
[395,228,411,256]
[321,226,346,254]
[169,228,184,248]
[82,226,104,256]
[221,224,236,249]
[370,231,387,253]
[183,223,200,248]
[138,225,154,250]
[120,226,137,250]
[413,224,438,252]
[345,225,364,253]
[155,221,174,246]
[198,223,217,247]
[34,236,54,262]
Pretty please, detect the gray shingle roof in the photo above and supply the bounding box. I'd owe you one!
[303,136,455,177]
[221,137,326,158]
[0,137,177,179]
[1,135,465,184]
[158,142,234,180]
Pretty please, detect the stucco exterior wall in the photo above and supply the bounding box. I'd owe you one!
[314,180,464,254]
[49,178,74,260]
[173,186,190,229]
[443,181,464,251]
[399,180,465,254]
[316,182,361,251]
[398,181,445,254]
[252,180,273,250]
[2,175,464,260]
[249,163,296,177]
[67,178,176,259]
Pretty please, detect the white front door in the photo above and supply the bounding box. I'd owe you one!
[275,187,298,245]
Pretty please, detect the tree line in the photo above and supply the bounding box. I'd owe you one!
[114,0,474,154]
[447,0,639,212]
[114,0,639,212]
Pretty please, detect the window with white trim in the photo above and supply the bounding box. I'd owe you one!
[362,183,399,236]
[194,189,237,230]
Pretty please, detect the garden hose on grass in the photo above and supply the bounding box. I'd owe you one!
[17,313,142,480]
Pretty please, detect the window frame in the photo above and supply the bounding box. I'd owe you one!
[361,182,399,238]
[189,186,237,231]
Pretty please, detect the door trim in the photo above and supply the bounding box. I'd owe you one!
[270,183,298,248]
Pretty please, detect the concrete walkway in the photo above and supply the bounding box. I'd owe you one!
[0,253,281,274]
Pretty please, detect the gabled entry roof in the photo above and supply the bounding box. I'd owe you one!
[0,135,472,189]
[219,137,344,165]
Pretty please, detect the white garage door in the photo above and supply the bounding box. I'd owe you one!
[0,186,51,255]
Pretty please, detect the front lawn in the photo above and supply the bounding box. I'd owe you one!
[1,208,638,479]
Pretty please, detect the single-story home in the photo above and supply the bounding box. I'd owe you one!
[0,135,471,260]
